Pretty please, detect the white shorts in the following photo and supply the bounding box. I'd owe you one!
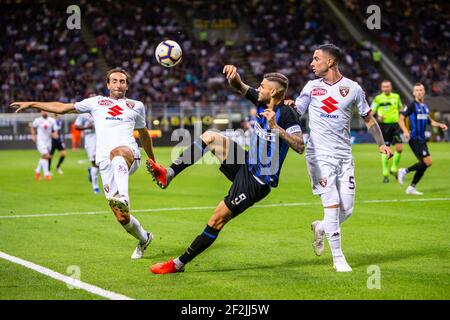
[99,147,141,199]
[37,141,51,156]
[306,155,355,195]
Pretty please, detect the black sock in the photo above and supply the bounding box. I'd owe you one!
[48,158,52,171]
[178,225,220,265]
[57,156,65,169]
[411,166,427,187]
[170,139,208,177]
[407,161,426,173]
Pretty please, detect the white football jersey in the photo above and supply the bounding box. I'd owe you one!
[74,96,147,164]
[74,113,96,147]
[295,76,370,158]
[32,116,56,147]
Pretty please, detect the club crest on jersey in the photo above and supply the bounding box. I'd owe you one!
[339,86,350,97]
[126,100,135,109]
[99,99,114,106]
[104,184,110,193]
[311,87,327,96]
[319,177,327,188]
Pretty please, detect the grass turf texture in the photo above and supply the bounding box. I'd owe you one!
[0,144,449,300]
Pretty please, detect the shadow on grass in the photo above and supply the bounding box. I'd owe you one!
[189,246,447,273]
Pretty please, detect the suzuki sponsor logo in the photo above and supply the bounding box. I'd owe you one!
[320,97,339,118]
[108,105,123,117]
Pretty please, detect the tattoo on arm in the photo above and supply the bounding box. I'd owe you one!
[366,119,385,146]
[274,126,304,154]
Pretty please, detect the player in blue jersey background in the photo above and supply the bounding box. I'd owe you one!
[397,83,448,195]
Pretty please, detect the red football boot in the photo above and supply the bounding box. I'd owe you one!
[146,159,172,189]
[150,260,184,274]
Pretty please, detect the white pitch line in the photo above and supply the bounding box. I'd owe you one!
[0,251,133,300]
[0,198,449,219]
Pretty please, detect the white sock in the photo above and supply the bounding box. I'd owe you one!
[36,159,42,174]
[111,156,129,199]
[323,207,343,260]
[123,215,148,243]
[91,166,99,190]
[173,257,185,270]
[41,159,49,176]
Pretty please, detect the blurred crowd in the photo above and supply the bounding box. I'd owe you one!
[1,0,446,114]
[0,2,101,112]
[343,0,450,96]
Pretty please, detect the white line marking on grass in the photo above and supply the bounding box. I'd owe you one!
[0,198,449,219]
[0,251,133,300]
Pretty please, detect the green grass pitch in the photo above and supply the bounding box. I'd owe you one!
[0,143,449,300]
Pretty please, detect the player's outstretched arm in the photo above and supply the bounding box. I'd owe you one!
[137,128,155,162]
[223,65,250,95]
[364,112,393,159]
[10,101,76,114]
[429,116,448,131]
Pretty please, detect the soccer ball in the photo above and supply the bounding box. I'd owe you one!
[155,40,182,67]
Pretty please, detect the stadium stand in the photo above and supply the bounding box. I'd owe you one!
[341,0,450,97]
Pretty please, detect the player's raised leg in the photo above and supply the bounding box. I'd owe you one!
[147,130,229,189]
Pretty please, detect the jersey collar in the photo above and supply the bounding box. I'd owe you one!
[322,75,343,86]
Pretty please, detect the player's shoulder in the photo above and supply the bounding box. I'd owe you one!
[341,76,362,90]
[78,95,103,105]
[125,98,145,109]
[305,78,322,87]
[373,92,383,100]
[279,104,300,120]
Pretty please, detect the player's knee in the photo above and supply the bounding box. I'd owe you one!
[320,189,340,208]
[424,159,432,167]
[209,210,231,230]
[109,148,122,159]
[340,207,353,219]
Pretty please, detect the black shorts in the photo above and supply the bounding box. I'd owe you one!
[379,123,402,146]
[409,139,430,159]
[51,139,66,153]
[220,142,271,217]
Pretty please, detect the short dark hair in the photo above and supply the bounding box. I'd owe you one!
[413,82,424,88]
[381,80,391,84]
[263,72,289,94]
[106,68,131,84]
[317,44,344,64]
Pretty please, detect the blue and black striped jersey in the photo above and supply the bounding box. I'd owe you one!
[402,101,430,141]
[245,88,302,187]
